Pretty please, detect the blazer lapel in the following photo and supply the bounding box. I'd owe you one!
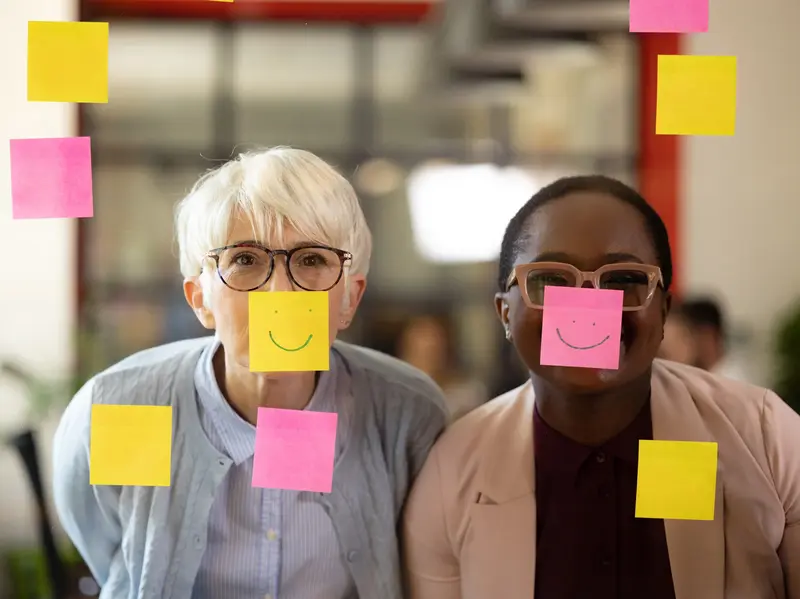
[466,384,536,599]
[650,361,725,599]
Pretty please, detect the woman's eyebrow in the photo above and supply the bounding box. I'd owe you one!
[530,251,646,264]
[225,239,260,247]
[604,253,645,264]
[287,241,328,250]
[533,251,574,263]
[225,240,325,249]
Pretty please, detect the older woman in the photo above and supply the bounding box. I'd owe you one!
[53,147,447,599]
[402,176,800,599]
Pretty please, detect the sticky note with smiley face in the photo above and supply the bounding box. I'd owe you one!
[540,286,624,370]
[249,291,330,372]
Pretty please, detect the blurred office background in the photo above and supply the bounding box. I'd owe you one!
[1,0,799,596]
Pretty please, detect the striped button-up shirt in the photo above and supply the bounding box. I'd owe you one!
[191,338,356,599]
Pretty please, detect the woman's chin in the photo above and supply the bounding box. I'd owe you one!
[541,363,626,393]
[535,339,631,392]
[232,355,297,379]
[249,367,300,380]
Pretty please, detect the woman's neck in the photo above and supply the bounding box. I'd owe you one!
[532,371,652,446]
[213,347,317,425]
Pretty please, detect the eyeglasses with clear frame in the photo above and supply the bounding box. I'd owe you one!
[204,242,353,292]
[506,262,664,311]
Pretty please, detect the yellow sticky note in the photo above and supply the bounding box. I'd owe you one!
[656,55,736,136]
[90,405,172,486]
[635,440,718,520]
[28,21,109,103]
[249,291,330,372]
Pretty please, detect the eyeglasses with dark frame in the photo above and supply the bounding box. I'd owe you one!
[506,261,664,311]
[205,242,353,292]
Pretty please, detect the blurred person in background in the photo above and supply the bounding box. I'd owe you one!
[402,175,800,599]
[660,297,749,381]
[395,314,488,421]
[53,147,447,599]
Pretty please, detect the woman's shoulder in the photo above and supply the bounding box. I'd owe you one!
[88,337,212,404]
[103,337,213,374]
[333,341,448,411]
[652,358,800,457]
[653,358,774,414]
[433,382,533,458]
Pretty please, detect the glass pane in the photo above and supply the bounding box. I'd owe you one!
[374,28,470,150]
[233,24,354,149]
[510,34,636,157]
[88,163,206,284]
[86,23,218,150]
[84,299,210,370]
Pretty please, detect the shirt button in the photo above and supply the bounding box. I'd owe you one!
[267,529,278,541]
[601,555,612,567]
[347,550,358,562]
[595,452,606,463]
[598,484,611,499]
[194,535,202,549]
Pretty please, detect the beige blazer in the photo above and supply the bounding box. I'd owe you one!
[402,360,800,599]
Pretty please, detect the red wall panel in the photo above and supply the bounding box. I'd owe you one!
[83,0,434,23]
[638,33,682,295]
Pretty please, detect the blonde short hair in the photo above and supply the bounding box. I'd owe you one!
[175,147,373,279]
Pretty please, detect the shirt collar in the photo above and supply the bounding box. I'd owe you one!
[533,398,653,474]
[194,336,337,465]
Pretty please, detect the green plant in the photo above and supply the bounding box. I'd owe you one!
[0,330,102,426]
[5,544,86,599]
[0,363,75,425]
[774,299,800,413]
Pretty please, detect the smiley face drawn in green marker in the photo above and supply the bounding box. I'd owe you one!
[268,307,313,352]
[268,331,313,352]
[249,291,330,373]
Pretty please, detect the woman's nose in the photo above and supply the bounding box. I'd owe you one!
[266,258,295,292]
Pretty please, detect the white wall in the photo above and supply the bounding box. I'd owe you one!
[682,0,800,385]
[0,0,77,593]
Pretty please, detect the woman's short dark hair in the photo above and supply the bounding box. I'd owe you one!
[497,175,673,292]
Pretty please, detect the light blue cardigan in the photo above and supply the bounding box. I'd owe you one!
[52,337,448,599]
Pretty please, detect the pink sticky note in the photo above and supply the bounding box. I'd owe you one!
[629,0,708,33]
[10,137,94,219]
[253,408,338,493]
[540,286,624,370]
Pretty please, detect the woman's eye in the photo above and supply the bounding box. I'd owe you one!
[607,272,647,285]
[297,253,327,267]
[233,253,257,266]
[534,274,568,286]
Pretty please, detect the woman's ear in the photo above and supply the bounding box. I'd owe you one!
[494,292,511,329]
[659,291,673,340]
[337,274,367,330]
[662,290,673,323]
[183,277,216,329]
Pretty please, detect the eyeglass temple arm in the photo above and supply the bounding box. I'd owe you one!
[505,272,518,291]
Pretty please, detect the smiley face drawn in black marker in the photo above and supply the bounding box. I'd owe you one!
[268,308,314,352]
[555,320,610,351]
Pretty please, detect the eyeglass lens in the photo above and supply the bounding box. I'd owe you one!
[525,266,652,308]
[216,246,343,291]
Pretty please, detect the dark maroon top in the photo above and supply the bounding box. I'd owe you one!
[533,400,676,599]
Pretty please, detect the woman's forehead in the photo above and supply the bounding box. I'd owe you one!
[516,192,657,265]
[225,216,327,248]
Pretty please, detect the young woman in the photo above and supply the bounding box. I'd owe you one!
[402,175,800,599]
